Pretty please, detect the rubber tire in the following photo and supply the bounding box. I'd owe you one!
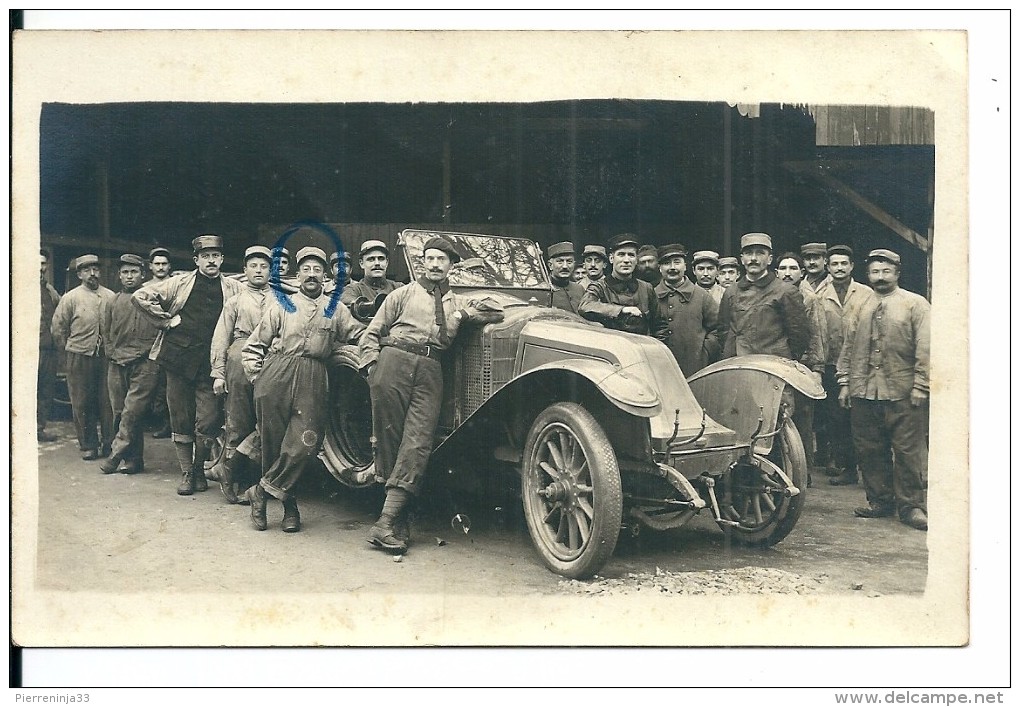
[726,418,807,547]
[521,402,623,579]
[320,350,376,489]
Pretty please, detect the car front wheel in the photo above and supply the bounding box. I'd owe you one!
[520,402,623,579]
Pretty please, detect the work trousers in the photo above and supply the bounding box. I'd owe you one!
[107,358,160,464]
[224,338,256,452]
[791,392,815,470]
[38,347,59,433]
[817,365,856,471]
[65,351,114,452]
[165,367,223,447]
[369,346,443,496]
[851,397,928,517]
[150,366,169,426]
[255,353,328,500]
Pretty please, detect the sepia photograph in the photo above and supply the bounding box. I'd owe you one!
[9,10,1003,691]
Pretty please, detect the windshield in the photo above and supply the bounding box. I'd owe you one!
[399,230,550,289]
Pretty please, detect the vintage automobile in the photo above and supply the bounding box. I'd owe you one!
[320,229,824,579]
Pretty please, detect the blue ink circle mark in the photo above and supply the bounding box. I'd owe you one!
[270,220,347,318]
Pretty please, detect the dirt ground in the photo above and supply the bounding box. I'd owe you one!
[29,420,927,599]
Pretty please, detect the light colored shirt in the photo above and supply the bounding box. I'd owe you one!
[241,290,365,382]
[211,285,271,380]
[51,284,114,356]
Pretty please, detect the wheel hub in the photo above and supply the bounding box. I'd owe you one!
[539,480,572,504]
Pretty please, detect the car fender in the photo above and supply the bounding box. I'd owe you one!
[521,358,662,418]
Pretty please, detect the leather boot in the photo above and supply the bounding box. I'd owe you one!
[99,449,124,475]
[191,439,211,492]
[282,496,301,533]
[246,484,268,531]
[212,449,241,504]
[368,488,410,554]
[174,441,195,495]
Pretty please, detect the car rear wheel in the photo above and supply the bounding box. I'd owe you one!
[320,348,376,489]
[722,418,807,546]
[521,402,622,579]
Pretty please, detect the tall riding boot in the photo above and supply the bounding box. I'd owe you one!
[191,438,211,492]
[368,488,410,553]
[174,441,195,495]
[245,484,268,531]
[282,495,301,533]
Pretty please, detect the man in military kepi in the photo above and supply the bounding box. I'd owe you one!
[692,250,727,305]
[341,240,402,323]
[242,246,366,532]
[133,234,243,495]
[577,243,608,292]
[717,256,740,289]
[654,243,719,375]
[51,253,115,460]
[546,241,584,314]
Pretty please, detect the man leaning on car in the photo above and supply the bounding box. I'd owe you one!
[578,233,667,340]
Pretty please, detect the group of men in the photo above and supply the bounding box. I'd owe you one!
[545,231,930,532]
[41,226,929,556]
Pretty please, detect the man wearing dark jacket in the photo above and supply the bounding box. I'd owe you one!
[654,243,719,375]
[716,233,810,361]
[546,241,585,315]
[579,233,667,338]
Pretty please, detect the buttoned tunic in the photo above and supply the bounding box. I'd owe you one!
[716,272,810,360]
[654,277,720,375]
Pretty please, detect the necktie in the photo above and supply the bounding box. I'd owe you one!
[433,284,451,347]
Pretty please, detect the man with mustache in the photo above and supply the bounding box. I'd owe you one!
[133,235,243,496]
[546,241,584,314]
[208,245,274,503]
[577,244,608,292]
[837,249,929,531]
[654,243,719,375]
[816,245,876,486]
[241,247,365,532]
[98,254,162,475]
[716,233,810,362]
[799,242,831,294]
[341,240,401,323]
[635,244,662,287]
[146,247,174,439]
[51,254,115,460]
[692,250,727,305]
[38,250,62,443]
[359,236,504,553]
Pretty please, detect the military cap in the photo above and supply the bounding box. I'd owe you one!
[657,243,688,262]
[827,244,854,259]
[692,250,721,265]
[718,256,739,268]
[330,250,352,265]
[359,239,389,257]
[118,254,145,267]
[148,247,170,261]
[422,236,461,263]
[272,246,290,257]
[546,241,575,259]
[637,244,658,258]
[607,233,640,253]
[75,254,100,270]
[740,232,773,251]
[294,246,328,269]
[192,234,224,253]
[800,242,828,256]
[581,244,608,261]
[244,245,273,263]
[866,248,900,266]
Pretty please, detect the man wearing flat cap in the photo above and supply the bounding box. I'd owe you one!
[837,249,929,531]
[716,233,810,362]
[242,247,366,533]
[579,234,667,338]
[51,254,115,460]
[799,242,830,295]
[546,241,584,314]
[99,255,162,475]
[654,243,720,375]
[133,234,243,496]
[341,240,402,323]
[636,244,662,287]
[208,245,274,503]
[815,244,876,485]
[359,236,505,553]
[717,256,740,289]
[146,247,173,438]
[692,251,727,305]
[577,244,608,292]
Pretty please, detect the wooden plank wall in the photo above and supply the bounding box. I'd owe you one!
[810,105,935,146]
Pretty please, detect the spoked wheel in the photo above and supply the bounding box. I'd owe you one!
[320,350,376,489]
[521,402,622,579]
[721,418,807,546]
